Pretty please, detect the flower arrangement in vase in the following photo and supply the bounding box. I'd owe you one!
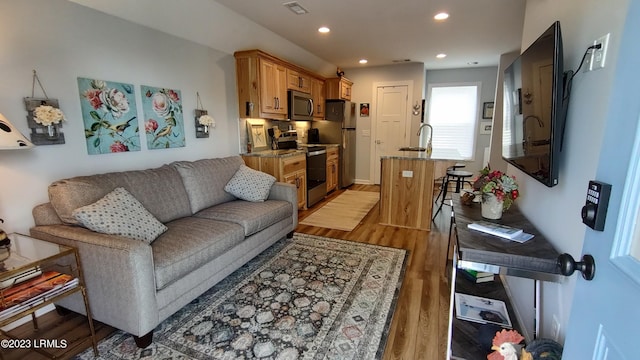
[33,105,65,139]
[473,166,519,219]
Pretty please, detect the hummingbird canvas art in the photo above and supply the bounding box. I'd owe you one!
[141,85,185,150]
[77,77,141,154]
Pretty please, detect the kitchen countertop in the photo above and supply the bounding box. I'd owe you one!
[242,144,340,158]
[381,148,462,161]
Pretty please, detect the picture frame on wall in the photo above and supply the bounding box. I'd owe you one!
[482,102,495,119]
[360,103,370,117]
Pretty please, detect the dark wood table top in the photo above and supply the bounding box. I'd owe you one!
[452,197,561,280]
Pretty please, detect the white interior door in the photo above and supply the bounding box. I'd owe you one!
[563,2,639,357]
[372,85,409,184]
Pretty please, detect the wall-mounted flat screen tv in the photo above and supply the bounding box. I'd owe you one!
[502,21,568,187]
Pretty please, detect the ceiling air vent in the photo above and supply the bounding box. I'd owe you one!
[283,1,309,15]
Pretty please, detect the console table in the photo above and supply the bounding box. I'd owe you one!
[447,197,562,359]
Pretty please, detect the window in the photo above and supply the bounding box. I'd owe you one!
[426,83,480,160]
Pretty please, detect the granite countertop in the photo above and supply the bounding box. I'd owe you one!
[381,148,462,161]
[241,149,306,158]
[298,143,340,148]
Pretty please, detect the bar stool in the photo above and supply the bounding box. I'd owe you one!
[432,168,473,221]
[434,163,467,204]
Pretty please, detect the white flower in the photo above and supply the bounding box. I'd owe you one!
[33,105,65,126]
[198,114,215,127]
[151,92,171,118]
[99,88,130,119]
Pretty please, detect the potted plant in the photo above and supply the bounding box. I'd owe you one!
[473,166,519,219]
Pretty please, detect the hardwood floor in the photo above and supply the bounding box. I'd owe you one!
[298,184,452,360]
[1,184,453,360]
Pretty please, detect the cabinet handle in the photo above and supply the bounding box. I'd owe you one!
[273,97,278,109]
[295,177,300,188]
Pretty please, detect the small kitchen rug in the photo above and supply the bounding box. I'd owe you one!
[74,233,407,360]
[299,190,380,231]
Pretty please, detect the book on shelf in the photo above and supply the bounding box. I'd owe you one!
[454,292,512,328]
[467,221,534,243]
[461,269,495,283]
[0,271,78,320]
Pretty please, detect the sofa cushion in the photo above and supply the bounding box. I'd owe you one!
[72,187,168,243]
[194,200,293,236]
[224,165,276,202]
[49,165,192,225]
[152,217,245,290]
[173,156,244,213]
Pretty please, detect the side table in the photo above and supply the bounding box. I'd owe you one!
[0,233,98,359]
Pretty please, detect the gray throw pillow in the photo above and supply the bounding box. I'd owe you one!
[224,165,276,202]
[72,187,168,243]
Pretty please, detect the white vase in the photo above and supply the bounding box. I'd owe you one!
[481,193,503,220]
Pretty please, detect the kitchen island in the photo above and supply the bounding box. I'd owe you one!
[380,151,435,230]
[380,149,459,231]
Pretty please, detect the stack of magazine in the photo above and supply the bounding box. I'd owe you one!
[454,293,512,328]
[467,221,534,243]
[0,271,79,321]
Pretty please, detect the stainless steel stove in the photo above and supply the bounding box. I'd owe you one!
[304,145,327,208]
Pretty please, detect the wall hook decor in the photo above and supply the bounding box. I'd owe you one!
[195,92,214,138]
[24,70,66,145]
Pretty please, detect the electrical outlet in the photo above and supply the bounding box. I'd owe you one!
[592,33,610,70]
[551,315,561,341]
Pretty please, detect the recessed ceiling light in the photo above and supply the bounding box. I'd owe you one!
[467,61,479,65]
[283,1,309,15]
[318,26,330,33]
[359,59,368,64]
[434,12,449,20]
[436,53,447,59]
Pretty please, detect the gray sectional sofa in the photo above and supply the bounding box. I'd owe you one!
[30,156,297,347]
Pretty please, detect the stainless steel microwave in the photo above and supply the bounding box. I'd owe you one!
[287,90,314,121]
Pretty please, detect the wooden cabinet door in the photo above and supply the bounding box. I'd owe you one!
[260,59,287,116]
[287,69,311,94]
[326,147,339,192]
[311,78,325,119]
[341,81,352,101]
[283,170,306,210]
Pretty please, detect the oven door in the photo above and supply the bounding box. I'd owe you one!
[306,149,327,207]
[288,90,314,121]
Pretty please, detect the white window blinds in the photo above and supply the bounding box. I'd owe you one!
[427,84,479,160]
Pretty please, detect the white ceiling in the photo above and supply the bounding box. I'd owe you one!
[69,0,526,72]
[213,0,526,70]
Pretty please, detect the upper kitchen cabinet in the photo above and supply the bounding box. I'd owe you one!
[286,69,311,94]
[235,50,288,120]
[235,49,327,121]
[326,77,353,101]
[311,77,325,120]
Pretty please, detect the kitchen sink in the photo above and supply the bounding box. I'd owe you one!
[398,147,426,152]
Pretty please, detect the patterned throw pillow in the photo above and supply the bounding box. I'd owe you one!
[224,165,276,202]
[72,187,168,243]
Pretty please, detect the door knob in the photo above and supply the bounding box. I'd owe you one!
[557,253,596,280]
[375,140,382,144]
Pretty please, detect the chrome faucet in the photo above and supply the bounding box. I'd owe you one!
[417,123,433,156]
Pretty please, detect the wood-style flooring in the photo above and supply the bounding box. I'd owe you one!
[0,184,453,360]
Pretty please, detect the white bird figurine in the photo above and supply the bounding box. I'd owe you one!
[487,329,525,360]
[492,342,521,360]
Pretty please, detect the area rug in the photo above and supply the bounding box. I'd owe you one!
[75,233,407,360]
[299,190,380,231]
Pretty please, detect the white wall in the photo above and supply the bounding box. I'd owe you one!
[501,0,630,343]
[425,67,499,173]
[0,0,330,235]
[343,63,426,183]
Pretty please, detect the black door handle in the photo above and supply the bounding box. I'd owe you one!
[557,253,596,280]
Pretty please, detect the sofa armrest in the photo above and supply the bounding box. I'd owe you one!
[29,225,159,336]
[32,203,63,226]
[268,182,298,226]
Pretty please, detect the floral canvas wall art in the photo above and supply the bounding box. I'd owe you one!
[77,78,140,154]
[141,85,185,150]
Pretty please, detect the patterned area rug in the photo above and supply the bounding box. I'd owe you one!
[75,233,407,359]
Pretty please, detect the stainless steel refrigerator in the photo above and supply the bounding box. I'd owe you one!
[312,100,356,188]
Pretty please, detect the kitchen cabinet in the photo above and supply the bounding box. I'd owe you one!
[326,77,353,101]
[242,153,307,210]
[326,146,339,192]
[286,69,311,94]
[235,50,287,120]
[311,77,326,119]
